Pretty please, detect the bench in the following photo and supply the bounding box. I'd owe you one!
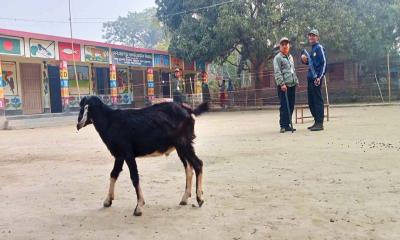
[295,104,330,124]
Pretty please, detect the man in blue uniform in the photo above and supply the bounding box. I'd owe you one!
[301,29,327,131]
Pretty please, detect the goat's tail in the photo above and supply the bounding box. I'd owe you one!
[182,102,210,117]
[193,102,210,116]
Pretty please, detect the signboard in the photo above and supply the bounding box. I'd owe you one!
[110,64,117,104]
[111,49,152,67]
[0,36,24,56]
[84,45,109,63]
[154,54,170,68]
[58,42,81,61]
[147,68,154,100]
[184,61,195,71]
[171,57,184,69]
[59,61,69,108]
[30,39,55,58]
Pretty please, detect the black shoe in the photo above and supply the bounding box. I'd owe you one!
[280,128,286,133]
[285,127,296,132]
[310,123,324,131]
[307,122,316,130]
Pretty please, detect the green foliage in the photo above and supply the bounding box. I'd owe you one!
[156,0,400,83]
[103,8,169,49]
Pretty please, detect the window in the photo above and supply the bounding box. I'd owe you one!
[68,65,90,95]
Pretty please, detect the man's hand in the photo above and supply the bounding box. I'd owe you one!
[281,84,287,92]
[314,78,321,86]
[301,54,308,64]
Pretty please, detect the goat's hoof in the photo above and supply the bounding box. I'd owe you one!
[179,200,188,206]
[103,199,112,208]
[197,198,204,208]
[133,207,143,216]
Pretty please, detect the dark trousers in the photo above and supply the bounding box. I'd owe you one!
[277,86,296,128]
[307,78,324,123]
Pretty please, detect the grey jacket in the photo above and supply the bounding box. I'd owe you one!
[273,52,299,87]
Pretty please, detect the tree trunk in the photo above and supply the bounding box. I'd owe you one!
[251,63,263,106]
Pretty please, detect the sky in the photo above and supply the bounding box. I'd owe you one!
[0,0,156,42]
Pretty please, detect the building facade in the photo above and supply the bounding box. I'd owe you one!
[0,28,205,115]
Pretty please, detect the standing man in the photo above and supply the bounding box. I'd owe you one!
[301,29,327,131]
[273,37,299,133]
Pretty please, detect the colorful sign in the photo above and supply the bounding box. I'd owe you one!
[111,49,152,67]
[0,36,23,56]
[30,39,55,58]
[184,61,195,71]
[147,68,154,100]
[154,54,170,68]
[171,57,184,69]
[58,42,81,61]
[110,64,117,104]
[84,45,109,63]
[0,61,4,109]
[59,61,69,108]
[1,61,18,95]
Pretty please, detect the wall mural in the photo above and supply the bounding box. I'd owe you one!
[84,46,109,63]
[0,36,24,56]
[58,42,81,61]
[1,62,18,96]
[117,68,129,94]
[30,39,55,59]
[67,93,131,108]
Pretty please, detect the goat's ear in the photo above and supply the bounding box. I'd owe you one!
[79,96,87,107]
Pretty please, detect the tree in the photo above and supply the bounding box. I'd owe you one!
[156,0,400,87]
[103,8,169,49]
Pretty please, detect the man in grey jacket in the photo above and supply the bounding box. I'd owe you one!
[273,37,299,133]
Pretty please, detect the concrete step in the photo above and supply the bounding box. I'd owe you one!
[3,115,77,130]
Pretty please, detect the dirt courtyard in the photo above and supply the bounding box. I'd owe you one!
[1,106,399,240]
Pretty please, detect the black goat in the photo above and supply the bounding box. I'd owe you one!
[76,96,209,216]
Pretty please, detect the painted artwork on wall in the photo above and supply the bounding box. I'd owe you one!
[30,39,55,59]
[1,61,18,96]
[68,65,90,95]
[84,45,109,63]
[116,68,129,94]
[58,42,81,61]
[171,57,184,69]
[154,54,170,68]
[184,61,195,71]
[0,36,24,56]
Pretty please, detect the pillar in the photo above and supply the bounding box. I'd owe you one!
[59,60,69,111]
[110,64,117,105]
[147,68,154,103]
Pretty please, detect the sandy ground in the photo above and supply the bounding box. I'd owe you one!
[1,106,400,240]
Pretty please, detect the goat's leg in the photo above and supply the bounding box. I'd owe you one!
[178,145,204,207]
[180,163,194,205]
[187,148,204,207]
[125,158,145,216]
[193,158,204,207]
[103,158,124,207]
[176,149,194,205]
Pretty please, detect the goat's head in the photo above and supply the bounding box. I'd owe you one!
[76,96,99,130]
